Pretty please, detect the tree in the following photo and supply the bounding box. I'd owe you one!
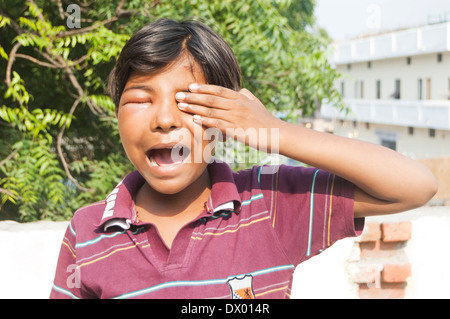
[0,0,342,221]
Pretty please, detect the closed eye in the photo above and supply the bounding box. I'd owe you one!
[121,101,152,109]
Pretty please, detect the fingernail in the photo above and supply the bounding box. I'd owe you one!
[189,83,199,91]
[193,114,201,122]
[176,92,185,100]
[178,102,188,109]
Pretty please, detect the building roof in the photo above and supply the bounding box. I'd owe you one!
[330,22,450,65]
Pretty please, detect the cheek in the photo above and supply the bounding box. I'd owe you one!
[117,115,132,143]
[117,110,147,148]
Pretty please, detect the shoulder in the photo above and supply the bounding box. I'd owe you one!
[73,200,106,219]
[69,200,107,235]
[68,170,144,235]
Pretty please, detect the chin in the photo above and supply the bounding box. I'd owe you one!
[137,159,210,197]
[144,178,188,195]
[153,184,188,195]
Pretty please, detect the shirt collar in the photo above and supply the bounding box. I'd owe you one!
[204,159,241,214]
[98,160,241,231]
[96,170,144,231]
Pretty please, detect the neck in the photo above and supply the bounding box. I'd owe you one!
[136,169,211,219]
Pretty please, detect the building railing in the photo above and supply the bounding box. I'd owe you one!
[331,22,450,64]
[321,98,450,130]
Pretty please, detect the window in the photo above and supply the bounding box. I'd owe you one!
[407,57,411,65]
[341,81,345,97]
[367,61,372,69]
[429,128,436,138]
[418,79,423,100]
[438,53,442,63]
[448,78,450,100]
[394,79,401,99]
[376,131,397,151]
[408,127,414,135]
[354,81,364,99]
[426,78,431,100]
[360,81,364,99]
[381,140,397,151]
[376,80,381,99]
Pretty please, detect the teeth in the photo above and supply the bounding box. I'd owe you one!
[148,145,189,168]
[149,155,159,167]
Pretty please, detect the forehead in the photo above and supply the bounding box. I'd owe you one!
[125,55,205,88]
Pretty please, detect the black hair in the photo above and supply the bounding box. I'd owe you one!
[107,18,241,108]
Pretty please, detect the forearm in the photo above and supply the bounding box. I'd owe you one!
[276,121,437,211]
[174,83,437,215]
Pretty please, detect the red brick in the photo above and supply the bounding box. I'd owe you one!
[381,264,411,283]
[351,264,383,285]
[381,222,412,242]
[359,240,399,259]
[360,222,381,242]
[359,282,406,299]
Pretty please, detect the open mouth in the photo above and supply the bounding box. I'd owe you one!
[146,145,191,167]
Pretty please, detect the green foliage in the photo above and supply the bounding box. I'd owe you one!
[0,0,342,222]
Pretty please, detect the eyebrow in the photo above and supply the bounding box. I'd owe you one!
[122,85,154,93]
[122,85,191,94]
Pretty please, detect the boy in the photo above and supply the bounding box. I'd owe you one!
[50,18,437,299]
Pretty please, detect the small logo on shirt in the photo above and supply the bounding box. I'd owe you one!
[227,275,255,299]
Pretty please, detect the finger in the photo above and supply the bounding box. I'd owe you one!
[189,83,241,99]
[192,114,229,130]
[178,102,227,119]
[176,91,230,110]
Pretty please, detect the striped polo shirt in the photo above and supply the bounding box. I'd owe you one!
[50,161,363,299]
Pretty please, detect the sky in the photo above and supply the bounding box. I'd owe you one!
[315,0,450,41]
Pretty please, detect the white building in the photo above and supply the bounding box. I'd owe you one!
[321,22,450,160]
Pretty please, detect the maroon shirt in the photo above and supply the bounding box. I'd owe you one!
[50,161,363,299]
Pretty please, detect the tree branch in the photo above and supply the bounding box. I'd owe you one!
[5,42,22,88]
[0,187,15,197]
[26,0,46,23]
[116,0,127,15]
[0,7,24,35]
[51,0,65,20]
[56,96,94,193]
[34,48,64,67]
[0,149,19,168]
[15,53,64,69]
[56,17,118,38]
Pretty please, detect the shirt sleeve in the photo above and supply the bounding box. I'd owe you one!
[259,164,364,267]
[49,221,81,299]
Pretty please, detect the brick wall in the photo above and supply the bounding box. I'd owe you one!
[350,221,412,298]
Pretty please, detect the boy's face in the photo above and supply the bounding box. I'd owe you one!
[116,56,213,195]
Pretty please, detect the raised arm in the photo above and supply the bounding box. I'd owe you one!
[176,84,438,218]
[276,122,437,217]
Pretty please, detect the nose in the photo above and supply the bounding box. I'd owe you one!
[151,96,182,133]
